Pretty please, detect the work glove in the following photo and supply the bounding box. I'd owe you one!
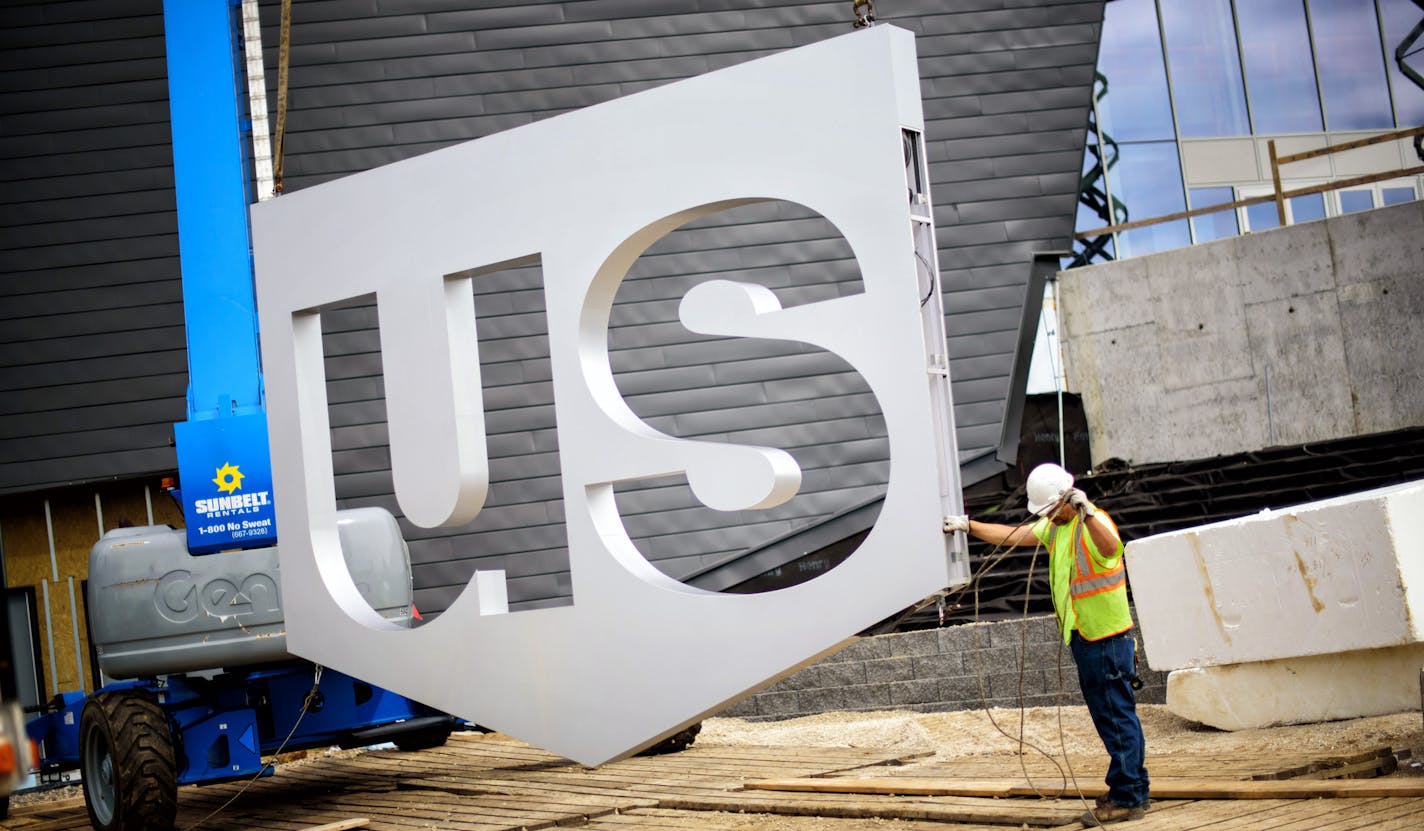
[943,514,970,533]
[1065,487,1097,518]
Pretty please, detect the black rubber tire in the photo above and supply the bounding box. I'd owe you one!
[392,721,453,752]
[636,722,701,756]
[80,690,178,831]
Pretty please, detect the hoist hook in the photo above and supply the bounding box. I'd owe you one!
[852,0,876,29]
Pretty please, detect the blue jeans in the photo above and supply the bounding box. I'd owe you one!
[1071,631,1150,808]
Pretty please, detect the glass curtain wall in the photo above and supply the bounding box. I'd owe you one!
[1075,0,1424,262]
[1312,0,1395,129]
[1159,0,1250,137]
[1381,0,1424,126]
[1076,0,1190,261]
[1235,0,1322,133]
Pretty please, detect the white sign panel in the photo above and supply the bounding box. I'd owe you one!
[252,25,966,765]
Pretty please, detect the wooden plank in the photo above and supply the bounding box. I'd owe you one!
[1171,797,1387,831]
[1295,749,1397,780]
[657,790,1082,827]
[585,806,1031,831]
[856,749,1397,783]
[401,776,661,810]
[296,820,369,831]
[1227,797,1424,831]
[5,793,89,817]
[1074,162,1424,239]
[748,776,1424,799]
[1275,125,1424,164]
[1124,798,1302,831]
[0,814,94,831]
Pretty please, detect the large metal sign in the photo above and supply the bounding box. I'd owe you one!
[252,25,966,765]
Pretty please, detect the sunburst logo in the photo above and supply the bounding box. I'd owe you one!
[212,462,245,494]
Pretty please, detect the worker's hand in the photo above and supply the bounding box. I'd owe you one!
[1065,488,1097,518]
[943,515,970,534]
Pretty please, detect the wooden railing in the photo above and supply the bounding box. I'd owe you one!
[1075,124,1424,240]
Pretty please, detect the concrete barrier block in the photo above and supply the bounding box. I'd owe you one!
[1165,643,1424,730]
[1126,479,1424,671]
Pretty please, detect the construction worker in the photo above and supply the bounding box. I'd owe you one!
[943,463,1150,825]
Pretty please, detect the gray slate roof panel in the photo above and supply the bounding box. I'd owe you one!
[0,0,1103,611]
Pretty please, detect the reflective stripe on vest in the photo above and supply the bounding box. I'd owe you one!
[1048,520,1126,600]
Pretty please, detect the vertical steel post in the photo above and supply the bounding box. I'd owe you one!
[40,580,57,696]
[67,577,85,694]
[43,499,58,583]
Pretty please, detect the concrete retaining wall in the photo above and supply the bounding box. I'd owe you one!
[720,613,1166,721]
[1058,200,1424,467]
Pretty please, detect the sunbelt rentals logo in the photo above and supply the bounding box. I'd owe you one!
[195,461,273,518]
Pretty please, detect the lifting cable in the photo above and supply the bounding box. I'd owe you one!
[273,0,292,195]
[180,664,324,831]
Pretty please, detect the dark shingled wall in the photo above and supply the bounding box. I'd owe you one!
[0,0,1104,614]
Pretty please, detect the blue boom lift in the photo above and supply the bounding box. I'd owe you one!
[23,4,456,829]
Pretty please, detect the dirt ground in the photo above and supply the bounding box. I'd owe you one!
[687,705,1424,829]
[700,704,1424,761]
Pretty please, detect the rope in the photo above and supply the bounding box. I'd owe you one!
[179,664,324,831]
[273,0,292,195]
[952,498,1115,825]
[961,515,1069,798]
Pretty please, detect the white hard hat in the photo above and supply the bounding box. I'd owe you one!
[1026,463,1074,516]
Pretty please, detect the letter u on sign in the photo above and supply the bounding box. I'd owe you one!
[252,25,964,765]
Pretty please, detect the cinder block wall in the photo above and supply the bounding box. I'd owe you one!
[720,613,1167,721]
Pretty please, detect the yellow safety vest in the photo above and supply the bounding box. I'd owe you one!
[1034,509,1132,644]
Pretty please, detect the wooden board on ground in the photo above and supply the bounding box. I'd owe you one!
[749,775,1424,799]
[842,747,1406,784]
[658,789,1082,827]
[1,738,927,831]
[579,806,1058,831]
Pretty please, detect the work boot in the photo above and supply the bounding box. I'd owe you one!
[1080,795,1147,825]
